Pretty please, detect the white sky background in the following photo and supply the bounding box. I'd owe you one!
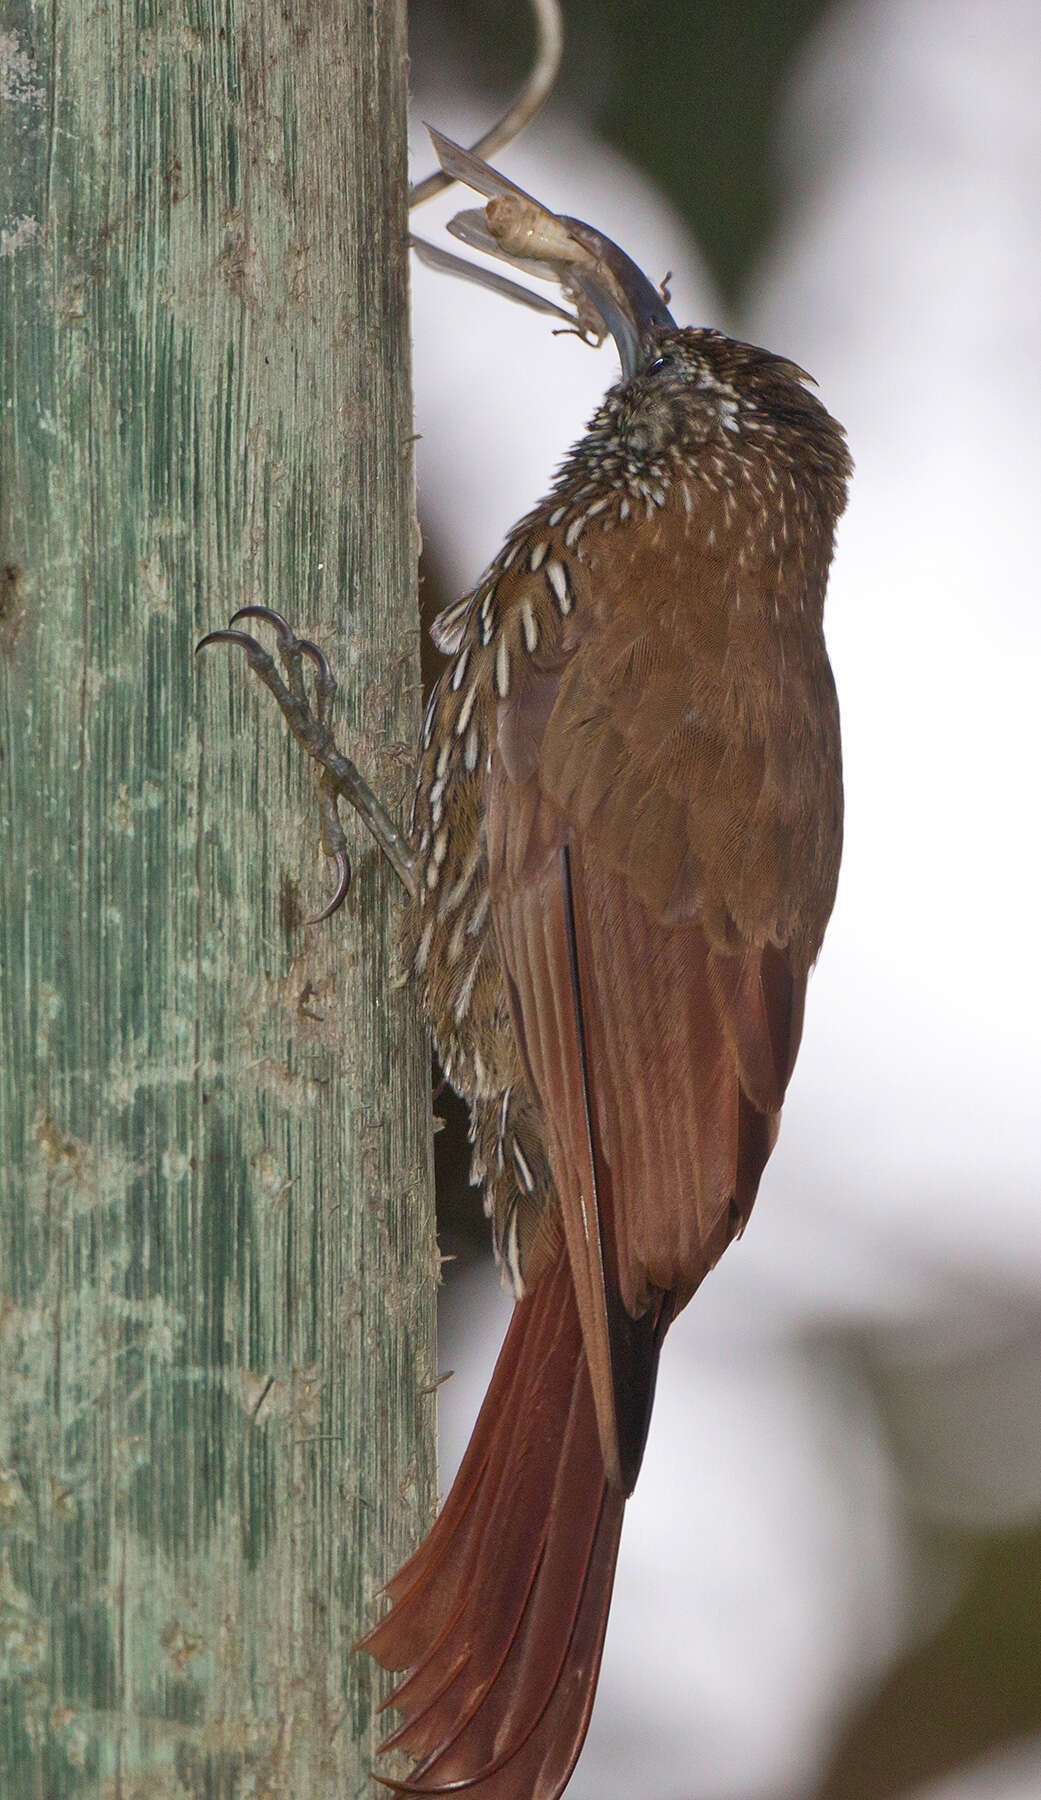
[409,2,1041,1795]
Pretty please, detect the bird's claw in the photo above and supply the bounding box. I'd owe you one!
[300,793,352,924]
[196,624,271,662]
[227,606,339,722]
[196,608,416,907]
[197,609,352,920]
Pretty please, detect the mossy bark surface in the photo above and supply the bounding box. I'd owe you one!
[0,4,435,1793]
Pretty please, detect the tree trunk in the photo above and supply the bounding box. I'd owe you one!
[0,4,435,1795]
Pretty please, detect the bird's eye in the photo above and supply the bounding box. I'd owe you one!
[644,354,672,377]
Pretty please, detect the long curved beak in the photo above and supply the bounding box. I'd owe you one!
[412,128,676,379]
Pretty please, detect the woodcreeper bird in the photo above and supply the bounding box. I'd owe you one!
[199,135,851,1799]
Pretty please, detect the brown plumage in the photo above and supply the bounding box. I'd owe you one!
[195,137,850,1800]
[360,295,851,1791]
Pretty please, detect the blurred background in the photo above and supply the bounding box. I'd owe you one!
[405,3,1041,1796]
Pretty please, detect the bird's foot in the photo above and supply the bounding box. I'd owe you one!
[196,607,416,915]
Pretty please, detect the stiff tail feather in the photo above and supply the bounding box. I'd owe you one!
[358,1245,625,1798]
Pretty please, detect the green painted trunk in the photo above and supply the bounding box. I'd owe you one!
[0,3,436,1794]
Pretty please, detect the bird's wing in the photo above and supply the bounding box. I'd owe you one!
[487,523,829,1491]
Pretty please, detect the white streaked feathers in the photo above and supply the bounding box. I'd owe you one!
[545,558,571,613]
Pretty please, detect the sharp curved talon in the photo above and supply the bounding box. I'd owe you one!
[195,627,267,657]
[225,608,338,702]
[300,848,351,925]
[371,1776,446,1798]
[296,637,336,688]
[228,604,297,640]
[197,606,414,900]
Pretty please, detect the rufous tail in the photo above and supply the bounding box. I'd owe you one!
[358,1245,625,1798]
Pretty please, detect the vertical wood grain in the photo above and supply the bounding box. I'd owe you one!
[0,3,435,1793]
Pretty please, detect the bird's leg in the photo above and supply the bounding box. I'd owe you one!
[196,606,416,915]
